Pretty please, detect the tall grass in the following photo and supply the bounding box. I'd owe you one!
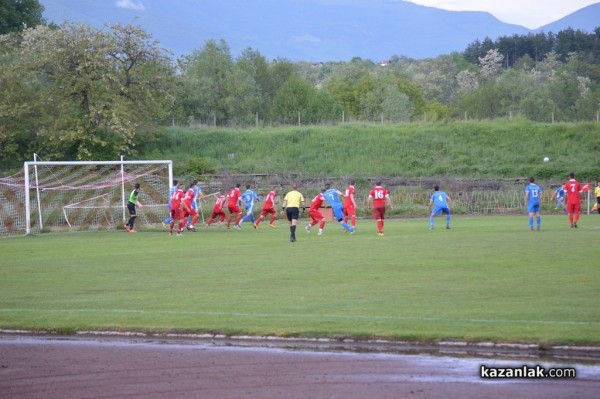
[144,121,600,180]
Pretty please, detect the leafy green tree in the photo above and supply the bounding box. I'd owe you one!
[271,75,309,124]
[268,59,298,89]
[494,67,535,116]
[479,49,504,80]
[0,0,44,34]
[176,39,233,125]
[546,71,588,121]
[394,78,427,118]
[326,77,356,117]
[406,53,464,104]
[0,47,36,162]
[463,37,495,64]
[426,101,450,121]
[271,74,340,124]
[235,48,271,121]
[224,62,262,126]
[360,83,413,122]
[521,89,558,122]
[531,51,562,84]
[455,82,501,119]
[455,69,479,95]
[311,89,343,123]
[1,22,174,160]
[108,24,175,125]
[381,90,412,123]
[327,74,369,118]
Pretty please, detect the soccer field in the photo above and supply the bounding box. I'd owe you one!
[1,215,599,345]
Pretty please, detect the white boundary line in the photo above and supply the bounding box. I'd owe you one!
[1,308,599,326]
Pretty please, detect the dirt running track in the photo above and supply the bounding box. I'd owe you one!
[1,336,599,399]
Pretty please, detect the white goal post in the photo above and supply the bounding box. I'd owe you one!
[0,157,172,236]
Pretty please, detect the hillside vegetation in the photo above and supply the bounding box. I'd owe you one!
[2,20,599,164]
[145,121,600,181]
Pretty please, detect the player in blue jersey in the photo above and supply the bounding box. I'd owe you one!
[551,185,566,213]
[525,177,542,231]
[323,183,354,234]
[162,180,179,228]
[240,184,261,225]
[428,185,451,230]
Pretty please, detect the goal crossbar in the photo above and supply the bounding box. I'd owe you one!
[18,159,173,235]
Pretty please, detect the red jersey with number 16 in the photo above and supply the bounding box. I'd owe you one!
[369,186,389,208]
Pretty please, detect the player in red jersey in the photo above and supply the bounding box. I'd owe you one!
[206,194,226,227]
[564,172,582,228]
[367,181,393,236]
[182,182,199,231]
[305,189,326,235]
[342,180,357,229]
[226,183,243,229]
[254,187,278,229]
[169,182,186,236]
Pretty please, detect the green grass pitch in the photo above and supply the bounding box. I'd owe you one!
[1,214,599,345]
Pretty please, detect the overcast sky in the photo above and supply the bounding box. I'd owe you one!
[407,0,598,29]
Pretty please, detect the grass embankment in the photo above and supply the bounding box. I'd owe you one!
[146,121,600,180]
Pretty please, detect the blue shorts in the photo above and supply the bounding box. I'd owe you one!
[332,205,344,221]
[528,203,540,213]
[432,206,450,216]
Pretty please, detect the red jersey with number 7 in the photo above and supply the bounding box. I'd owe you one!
[369,186,389,208]
[564,179,581,205]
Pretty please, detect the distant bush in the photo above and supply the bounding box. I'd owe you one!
[180,157,216,176]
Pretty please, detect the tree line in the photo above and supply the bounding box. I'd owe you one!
[464,28,600,67]
[1,0,599,165]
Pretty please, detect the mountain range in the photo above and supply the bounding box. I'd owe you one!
[40,0,600,61]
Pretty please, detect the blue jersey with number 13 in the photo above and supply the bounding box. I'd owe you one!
[526,184,542,206]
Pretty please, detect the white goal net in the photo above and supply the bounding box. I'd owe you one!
[0,158,172,236]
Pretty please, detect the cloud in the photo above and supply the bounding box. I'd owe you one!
[288,34,321,44]
[115,0,146,11]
